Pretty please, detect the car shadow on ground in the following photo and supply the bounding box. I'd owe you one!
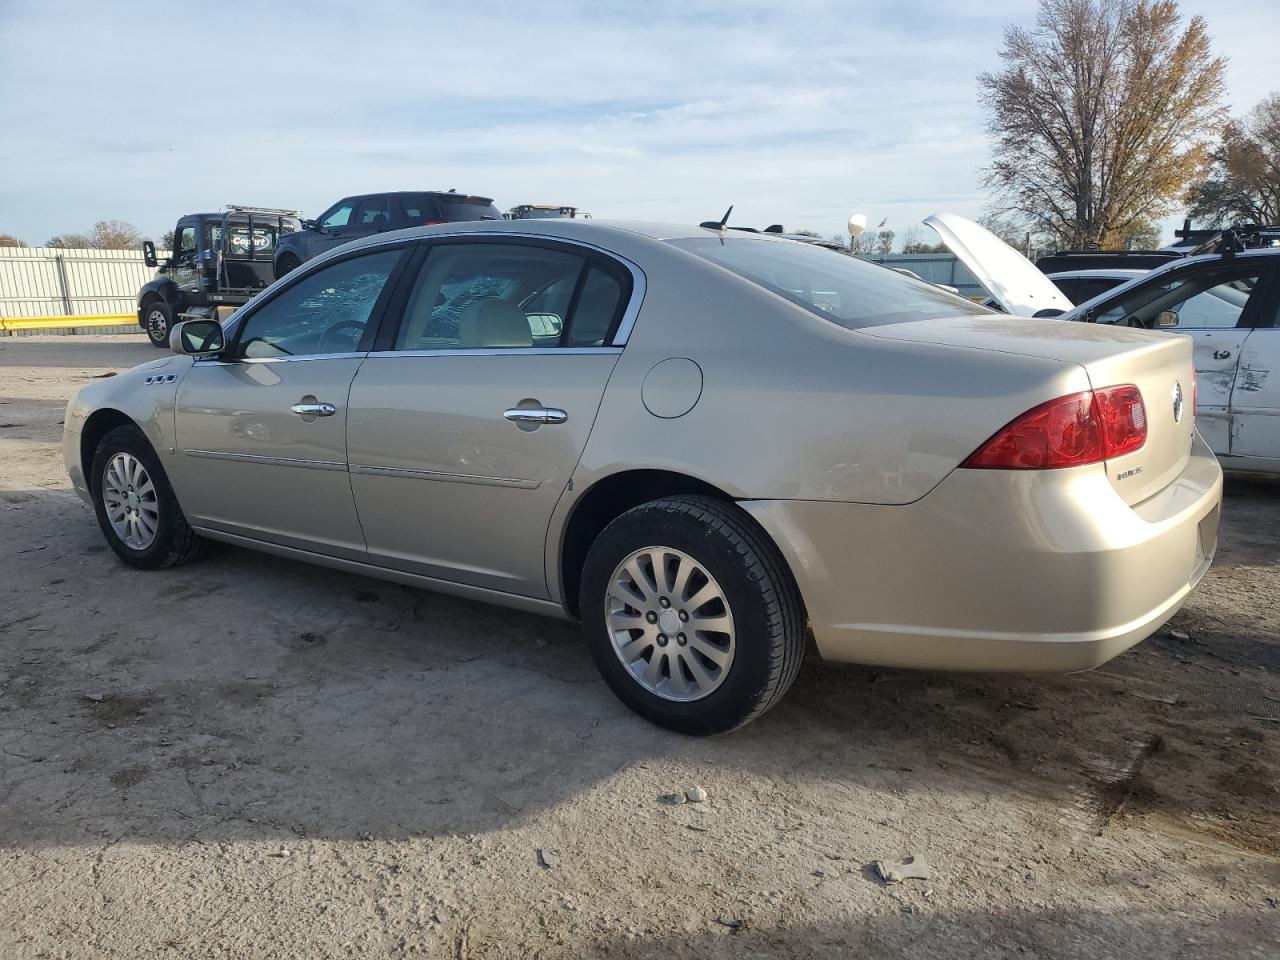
[0,483,1277,862]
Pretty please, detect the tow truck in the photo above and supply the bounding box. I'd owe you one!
[137,205,301,347]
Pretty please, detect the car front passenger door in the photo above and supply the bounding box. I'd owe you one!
[171,247,408,558]
[1093,262,1269,456]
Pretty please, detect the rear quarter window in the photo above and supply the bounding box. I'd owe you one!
[671,237,990,329]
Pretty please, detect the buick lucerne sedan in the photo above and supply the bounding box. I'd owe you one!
[63,220,1223,733]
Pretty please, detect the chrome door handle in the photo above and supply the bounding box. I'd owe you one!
[503,407,567,424]
[291,401,337,417]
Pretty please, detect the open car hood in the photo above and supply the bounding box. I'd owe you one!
[924,213,1074,317]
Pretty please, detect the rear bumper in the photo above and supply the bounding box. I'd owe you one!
[742,432,1222,673]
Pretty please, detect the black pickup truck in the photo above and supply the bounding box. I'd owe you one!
[137,206,301,347]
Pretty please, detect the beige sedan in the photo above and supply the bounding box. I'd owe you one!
[63,220,1222,733]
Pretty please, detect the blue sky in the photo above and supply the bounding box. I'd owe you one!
[1,0,1277,246]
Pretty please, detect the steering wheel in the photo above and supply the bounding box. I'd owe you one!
[317,320,365,354]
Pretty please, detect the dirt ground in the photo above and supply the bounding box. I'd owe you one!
[1,334,1278,959]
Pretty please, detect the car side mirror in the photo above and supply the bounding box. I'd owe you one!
[1156,309,1179,328]
[1031,308,1065,319]
[170,319,225,356]
[303,219,322,232]
[143,240,158,268]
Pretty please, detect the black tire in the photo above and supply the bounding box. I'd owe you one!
[275,253,301,280]
[142,299,173,348]
[580,495,805,735]
[90,424,205,570]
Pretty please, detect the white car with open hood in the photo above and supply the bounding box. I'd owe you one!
[929,214,1280,476]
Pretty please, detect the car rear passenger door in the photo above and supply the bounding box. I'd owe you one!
[345,238,635,598]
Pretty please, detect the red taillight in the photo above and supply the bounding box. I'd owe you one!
[422,219,446,226]
[962,385,1147,470]
[1093,384,1147,458]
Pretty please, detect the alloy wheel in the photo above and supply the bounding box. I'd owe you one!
[605,546,736,702]
[102,452,160,550]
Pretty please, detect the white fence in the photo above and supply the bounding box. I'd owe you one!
[0,247,151,331]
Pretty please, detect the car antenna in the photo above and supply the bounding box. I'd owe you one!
[699,205,734,238]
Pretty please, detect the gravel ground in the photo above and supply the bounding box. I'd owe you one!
[1,335,1278,959]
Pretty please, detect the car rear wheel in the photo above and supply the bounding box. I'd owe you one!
[580,495,805,734]
[275,253,301,280]
[91,425,205,569]
[143,300,173,348]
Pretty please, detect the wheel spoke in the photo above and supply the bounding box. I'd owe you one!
[689,613,732,635]
[684,650,715,690]
[685,582,719,613]
[641,650,665,688]
[669,554,694,603]
[615,633,652,663]
[622,559,654,601]
[690,636,731,669]
[667,655,690,697]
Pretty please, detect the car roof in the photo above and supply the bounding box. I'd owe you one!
[1046,268,1148,280]
[341,191,496,202]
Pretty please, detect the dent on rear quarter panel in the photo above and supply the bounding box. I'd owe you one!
[571,240,1091,507]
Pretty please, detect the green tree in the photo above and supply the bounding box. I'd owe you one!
[980,0,1226,249]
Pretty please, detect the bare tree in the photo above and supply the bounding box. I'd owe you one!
[873,230,896,256]
[46,219,145,250]
[979,0,1226,249]
[1187,92,1280,225]
[0,233,26,248]
[45,233,92,249]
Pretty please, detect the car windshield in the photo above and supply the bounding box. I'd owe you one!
[437,196,502,222]
[671,237,990,329]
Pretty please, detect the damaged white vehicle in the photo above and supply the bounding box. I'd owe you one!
[929,214,1280,476]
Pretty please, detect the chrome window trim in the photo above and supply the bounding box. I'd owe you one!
[266,229,648,346]
[364,346,621,359]
[196,351,368,367]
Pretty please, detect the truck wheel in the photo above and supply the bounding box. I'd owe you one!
[143,300,174,348]
[275,254,301,280]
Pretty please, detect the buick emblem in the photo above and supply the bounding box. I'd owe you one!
[1172,381,1184,423]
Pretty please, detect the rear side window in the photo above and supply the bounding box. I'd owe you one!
[436,196,502,223]
[391,242,627,351]
[671,237,989,329]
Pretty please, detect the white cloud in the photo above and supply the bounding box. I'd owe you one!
[0,0,1276,244]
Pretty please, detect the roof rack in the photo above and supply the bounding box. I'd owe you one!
[224,204,304,218]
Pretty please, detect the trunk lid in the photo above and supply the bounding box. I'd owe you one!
[924,213,1075,317]
[861,316,1197,505]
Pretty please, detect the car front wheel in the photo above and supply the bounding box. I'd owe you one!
[580,495,805,734]
[91,425,205,569]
